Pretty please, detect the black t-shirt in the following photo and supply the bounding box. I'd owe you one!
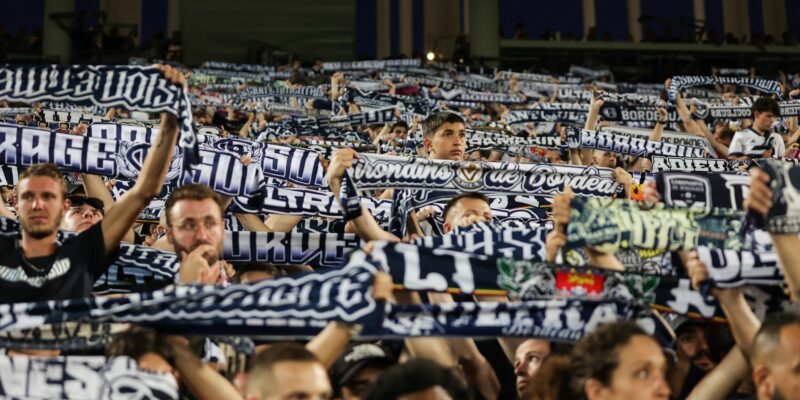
[0,223,118,304]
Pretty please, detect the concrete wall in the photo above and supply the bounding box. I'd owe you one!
[180,0,355,64]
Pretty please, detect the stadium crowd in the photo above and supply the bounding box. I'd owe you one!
[0,55,798,400]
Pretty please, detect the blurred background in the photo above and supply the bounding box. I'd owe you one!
[1,0,799,80]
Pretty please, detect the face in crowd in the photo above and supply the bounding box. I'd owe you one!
[593,150,617,168]
[442,196,493,234]
[17,175,68,239]
[675,324,716,372]
[587,335,670,400]
[514,339,551,394]
[166,197,225,265]
[752,110,776,133]
[424,121,466,161]
[61,195,104,232]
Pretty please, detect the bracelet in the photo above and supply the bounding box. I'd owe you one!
[656,120,666,125]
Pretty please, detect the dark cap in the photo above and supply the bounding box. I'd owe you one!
[67,195,105,213]
[330,343,396,388]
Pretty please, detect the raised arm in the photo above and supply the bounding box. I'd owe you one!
[325,148,399,242]
[100,65,185,255]
[82,173,135,243]
[675,92,729,159]
[306,272,393,368]
[581,97,603,165]
[167,336,243,400]
[745,168,800,300]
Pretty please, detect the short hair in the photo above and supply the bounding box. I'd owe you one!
[752,97,780,117]
[362,358,471,400]
[421,111,466,139]
[751,311,800,365]
[391,120,409,131]
[717,126,735,141]
[442,192,490,223]
[19,163,67,199]
[106,326,175,365]
[163,184,225,227]
[248,343,321,396]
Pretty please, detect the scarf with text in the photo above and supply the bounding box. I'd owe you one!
[0,65,197,168]
[505,104,587,125]
[566,198,745,253]
[655,171,750,212]
[692,100,800,120]
[0,264,383,336]
[566,127,706,158]
[600,125,715,155]
[349,154,620,197]
[0,356,178,399]
[0,123,264,197]
[223,230,360,268]
[650,156,799,172]
[667,75,782,101]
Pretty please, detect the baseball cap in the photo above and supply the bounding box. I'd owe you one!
[330,343,396,388]
[67,195,105,214]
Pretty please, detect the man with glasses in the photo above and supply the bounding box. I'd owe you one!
[162,183,231,285]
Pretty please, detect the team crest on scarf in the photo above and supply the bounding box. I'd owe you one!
[454,162,485,191]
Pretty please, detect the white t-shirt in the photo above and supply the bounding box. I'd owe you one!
[728,127,785,158]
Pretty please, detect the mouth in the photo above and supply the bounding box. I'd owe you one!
[516,380,527,393]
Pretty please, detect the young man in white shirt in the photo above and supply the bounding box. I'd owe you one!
[728,97,785,159]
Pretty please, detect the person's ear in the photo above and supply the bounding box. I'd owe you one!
[443,222,452,234]
[752,365,773,398]
[584,378,610,400]
[423,137,433,153]
[165,228,174,245]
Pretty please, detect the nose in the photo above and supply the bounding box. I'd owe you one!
[194,223,212,241]
[514,362,526,377]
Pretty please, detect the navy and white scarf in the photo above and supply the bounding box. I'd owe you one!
[656,171,750,212]
[0,264,383,336]
[223,230,360,268]
[667,75,782,101]
[567,127,706,158]
[323,59,420,71]
[201,60,276,73]
[696,245,784,288]
[0,65,198,168]
[691,100,800,120]
[600,125,714,155]
[506,104,587,125]
[599,104,681,123]
[349,154,620,197]
[0,122,264,197]
[229,186,392,225]
[429,88,527,104]
[649,156,800,173]
[0,356,178,399]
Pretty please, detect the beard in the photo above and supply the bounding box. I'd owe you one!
[21,211,62,239]
[772,389,787,400]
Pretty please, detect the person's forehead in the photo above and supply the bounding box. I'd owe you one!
[434,122,466,135]
[618,335,664,363]
[516,339,550,357]
[459,197,491,211]
[779,324,800,352]
[169,198,222,219]
[19,176,63,193]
